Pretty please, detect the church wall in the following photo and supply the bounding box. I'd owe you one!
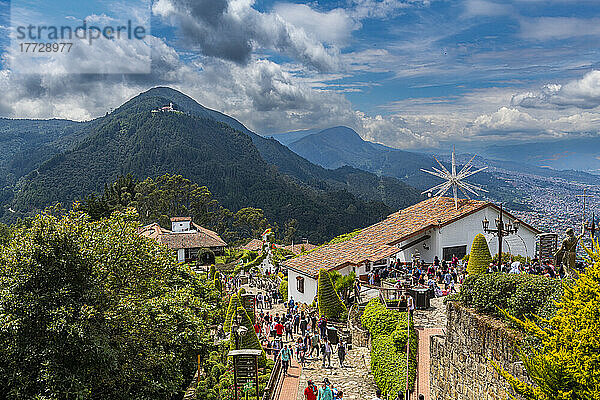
[287,268,317,305]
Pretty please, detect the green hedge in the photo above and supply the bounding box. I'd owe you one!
[467,233,492,275]
[223,294,240,333]
[279,279,288,302]
[456,272,564,320]
[317,269,347,321]
[360,299,417,398]
[209,264,216,279]
[228,305,266,367]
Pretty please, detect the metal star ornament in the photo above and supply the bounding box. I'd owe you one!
[421,146,488,209]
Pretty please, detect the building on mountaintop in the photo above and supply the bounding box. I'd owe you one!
[151,102,176,113]
[283,197,541,304]
[139,217,227,263]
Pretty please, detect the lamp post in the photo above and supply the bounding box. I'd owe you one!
[482,204,521,266]
[231,310,248,400]
[584,212,597,239]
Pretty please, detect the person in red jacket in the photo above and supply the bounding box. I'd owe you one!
[275,321,284,338]
[304,380,317,400]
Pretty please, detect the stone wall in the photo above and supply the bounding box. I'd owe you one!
[429,301,529,400]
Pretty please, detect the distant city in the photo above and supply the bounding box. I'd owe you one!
[478,162,600,254]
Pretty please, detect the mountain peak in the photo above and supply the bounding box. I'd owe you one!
[317,126,364,142]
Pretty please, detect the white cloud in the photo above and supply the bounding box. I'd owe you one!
[519,17,600,40]
[272,3,359,46]
[512,70,600,109]
[152,0,339,71]
[463,0,513,17]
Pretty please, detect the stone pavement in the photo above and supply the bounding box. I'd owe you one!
[295,345,378,400]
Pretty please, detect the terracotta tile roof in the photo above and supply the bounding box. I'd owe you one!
[170,216,192,222]
[282,243,318,255]
[240,238,264,252]
[283,197,515,278]
[139,222,227,250]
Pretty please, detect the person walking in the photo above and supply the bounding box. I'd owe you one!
[300,316,308,337]
[337,340,347,367]
[280,344,291,376]
[407,294,415,319]
[285,318,294,342]
[309,331,320,358]
[304,380,318,400]
[294,312,301,334]
[322,338,332,368]
[318,378,334,400]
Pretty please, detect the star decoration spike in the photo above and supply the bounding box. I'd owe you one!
[420,146,488,209]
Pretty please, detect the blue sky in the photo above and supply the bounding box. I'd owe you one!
[1,0,600,149]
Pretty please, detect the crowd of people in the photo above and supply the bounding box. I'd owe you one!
[254,297,348,373]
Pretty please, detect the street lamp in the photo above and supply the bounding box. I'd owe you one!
[482,204,520,265]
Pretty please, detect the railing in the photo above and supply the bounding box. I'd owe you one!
[404,311,412,400]
[261,355,283,400]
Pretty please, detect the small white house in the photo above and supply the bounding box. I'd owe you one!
[283,197,541,304]
[139,217,227,263]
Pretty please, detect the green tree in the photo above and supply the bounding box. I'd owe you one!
[317,269,347,321]
[223,294,241,333]
[233,207,268,239]
[467,233,492,275]
[494,239,600,400]
[279,279,288,302]
[283,218,298,245]
[0,209,223,400]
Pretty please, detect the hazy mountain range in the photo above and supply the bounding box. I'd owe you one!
[0,88,422,242]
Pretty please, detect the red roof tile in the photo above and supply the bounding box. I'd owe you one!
[283,197,538,278]
[139,222,227,249]
[240,238,264,252]
[170,216,192,222]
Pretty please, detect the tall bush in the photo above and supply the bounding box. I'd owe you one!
[360,299,417,397]
[317,269,347,321]
[228,306,266,367]
[494,239,600,399]
[223,294,240,333]
[467,233,492,275]
[279,279,288,302]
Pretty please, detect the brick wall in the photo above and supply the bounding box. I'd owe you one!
[429,301,529,400]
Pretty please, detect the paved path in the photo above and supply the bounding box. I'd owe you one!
[412,297,447,400]
[278,358,302,400]
[295,345,378,400]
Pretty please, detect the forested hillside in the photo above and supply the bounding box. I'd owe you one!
[1,88,423,242]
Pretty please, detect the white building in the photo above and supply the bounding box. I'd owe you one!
[139,217,227,263]
[283,197,541,304]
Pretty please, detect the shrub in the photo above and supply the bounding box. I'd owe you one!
[494,239,600,399]
[279,279,288,302]
[214,278,222,293]
[330,270,356,301]
[360,299,417,398]
[467,233,492,275]
[209,264,216,280]
[457,272,563,320]
[223,294,240,333]
[317,269,347,321]
[228,306,266,367]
